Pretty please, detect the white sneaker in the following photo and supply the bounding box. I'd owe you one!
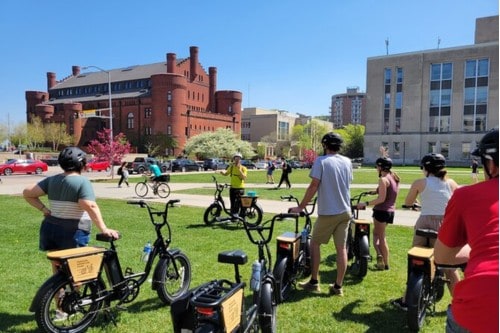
[54,309,68,321]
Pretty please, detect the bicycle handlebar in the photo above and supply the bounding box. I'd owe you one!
[281,195,317,216]
[402,203,421,210]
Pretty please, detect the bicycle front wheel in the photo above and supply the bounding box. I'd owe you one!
[155,252,192,304]
[35,273,103,333]
[259,281,277,333]
[156,182,171,198]
[135,182,149,197]
[244,202,263,227]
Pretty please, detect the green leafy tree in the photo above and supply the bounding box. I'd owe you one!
[10,123,28,150]
[144,134,177,157]
[26,116,45,150]
[336,124,365,158]
[44,123,73,151]
[184,128,255,159]
[86,129,131,178]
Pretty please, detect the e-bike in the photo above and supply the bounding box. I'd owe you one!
[203,175,263,227]
[31,199,191,333]
[346,191,373,278]
[170,213,296,333]
[272,195,317,303]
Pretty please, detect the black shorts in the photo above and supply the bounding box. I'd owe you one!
[372,209,395,224]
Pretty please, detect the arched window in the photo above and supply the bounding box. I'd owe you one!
[127,112,134,129]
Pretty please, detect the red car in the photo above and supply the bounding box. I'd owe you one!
[0,159,48,175]
[86,159,111,172]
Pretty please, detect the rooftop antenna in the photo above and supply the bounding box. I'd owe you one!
[437,36,441,49]
[385,38,389,55]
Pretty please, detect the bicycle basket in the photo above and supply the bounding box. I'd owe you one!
[221,288,243,332]
[240,195,257,208]
[47,247,105,282]
[157,174,170,182]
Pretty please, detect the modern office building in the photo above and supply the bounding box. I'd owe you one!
[25,46,242,155]
[330,87,367,128]
[364,15,498,165]
[241,107,333,157]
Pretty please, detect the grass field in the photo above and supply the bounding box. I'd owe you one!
[0,166,475,332]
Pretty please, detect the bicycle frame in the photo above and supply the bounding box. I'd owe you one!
[210,175,232,216]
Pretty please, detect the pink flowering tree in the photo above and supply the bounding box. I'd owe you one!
[302,149,317,167]
[86,129,131,178]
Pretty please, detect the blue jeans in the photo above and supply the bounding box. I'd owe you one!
[446,305,470,333]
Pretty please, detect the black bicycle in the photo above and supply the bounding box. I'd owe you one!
[30,199,191,333]
[171,212,295,333]
[272,195,316,303]
[203,175,263,227]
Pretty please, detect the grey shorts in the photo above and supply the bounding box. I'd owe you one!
[412,215,443,247]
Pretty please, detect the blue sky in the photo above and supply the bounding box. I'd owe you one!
[0,0,497,125]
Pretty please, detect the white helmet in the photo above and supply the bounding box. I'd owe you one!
[233,152,243,159]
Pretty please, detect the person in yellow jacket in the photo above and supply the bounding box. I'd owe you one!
[220,152,247,218]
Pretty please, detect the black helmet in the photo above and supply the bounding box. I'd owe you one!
[375,157,392,170]
[321,132,343,150]
[472,128,498,166]
[420,153,446,171]
[58,147,87,171]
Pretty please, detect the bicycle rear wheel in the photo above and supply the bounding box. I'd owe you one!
[156,182,171,198]
[135,182,148,197]
[35,273,103,333]
[406,272,428,331]
[244,202,263,227]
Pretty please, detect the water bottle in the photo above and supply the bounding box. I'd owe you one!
[141,241,152,262]
[250,260,261,291]
[301,228,308,244]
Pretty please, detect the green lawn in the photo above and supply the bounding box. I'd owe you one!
[0,186,460,332]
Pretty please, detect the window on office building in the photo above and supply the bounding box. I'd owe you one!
[145,127,152,135]
[463,59,489,132]
[429,63,452,133]
[277,121,289,141]
[461,142,472,159]
[394,68,403,133]
[351,98,362,124]
[127,113,134,129]
[440,142,449,158]
[428,142,436,154]
[144,108,152,118]
[383,68,391,134]
[167,125,172,135]
[393,142,401,158]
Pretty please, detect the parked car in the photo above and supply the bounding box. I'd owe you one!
[127,157,169,174]
[254,161,268,170]
[171,159,201,172]
[241,160,256,170]
[203,158,228,171]
[86,158,111,172]
[0,159,48,175]
[288,160,303,169]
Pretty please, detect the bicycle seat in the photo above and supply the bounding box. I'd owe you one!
[415,228,438,239]
[218,250,248,265]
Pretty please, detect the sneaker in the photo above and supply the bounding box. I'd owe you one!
[54,309,68,321]
[298,280,320,292]
[391,298,408,311]
[329,284,344,296]
[376,255,385,270]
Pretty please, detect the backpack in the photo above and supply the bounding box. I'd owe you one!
[286,164,292,173]
[270,163,275,171]
[117,167,123,176]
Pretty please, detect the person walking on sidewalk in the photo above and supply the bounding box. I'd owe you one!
[117,162,129,187]
[357,156,400,270]
[391,153,460,311]
[289,132,352,296]
[266,158,275,184]
[276,159,292,189]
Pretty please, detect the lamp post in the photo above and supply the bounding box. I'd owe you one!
[82,65,113,176]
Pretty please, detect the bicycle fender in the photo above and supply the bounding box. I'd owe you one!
[29,272,67,312]
[359,235,370,258]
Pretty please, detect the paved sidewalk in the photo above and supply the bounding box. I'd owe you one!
[0,171,418,227]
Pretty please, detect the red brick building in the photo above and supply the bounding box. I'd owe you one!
[25,46,242,155]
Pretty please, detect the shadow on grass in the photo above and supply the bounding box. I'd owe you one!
[0,312,38,333]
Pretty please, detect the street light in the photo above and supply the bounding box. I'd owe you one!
[82,65,113,176]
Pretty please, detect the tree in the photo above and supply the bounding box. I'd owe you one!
[26,116,45,150]
[144,134,178,157]
[86,129,131,178]
[44,123,73,151]
[336,124,365,158]
[183,128,255,159]
[10,123,28,151]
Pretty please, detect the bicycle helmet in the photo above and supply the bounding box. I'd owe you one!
[58,146,87,171]
[375,157,393,171]
[420,153,446,172]
[472,128,498,166]
[233,152,243,159]
[321,132,343,150]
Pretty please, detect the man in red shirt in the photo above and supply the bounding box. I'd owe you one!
[434,128,499,333]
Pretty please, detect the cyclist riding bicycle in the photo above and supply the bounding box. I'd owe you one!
[149,162,169,183]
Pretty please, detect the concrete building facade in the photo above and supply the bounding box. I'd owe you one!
[330,87,367,128]
[364,16,498,165]
[25,46,242,155]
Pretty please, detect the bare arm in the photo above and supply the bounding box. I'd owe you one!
[78,199,119,239]
[23,184,51,216]
[404,179,424,206]
[434,239,470,265]
[357,177,387,209]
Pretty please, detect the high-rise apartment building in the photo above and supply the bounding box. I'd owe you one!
[364,16,498,165]
[330,87,366,128]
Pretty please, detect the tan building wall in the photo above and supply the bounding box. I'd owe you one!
[365,16,498,166]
